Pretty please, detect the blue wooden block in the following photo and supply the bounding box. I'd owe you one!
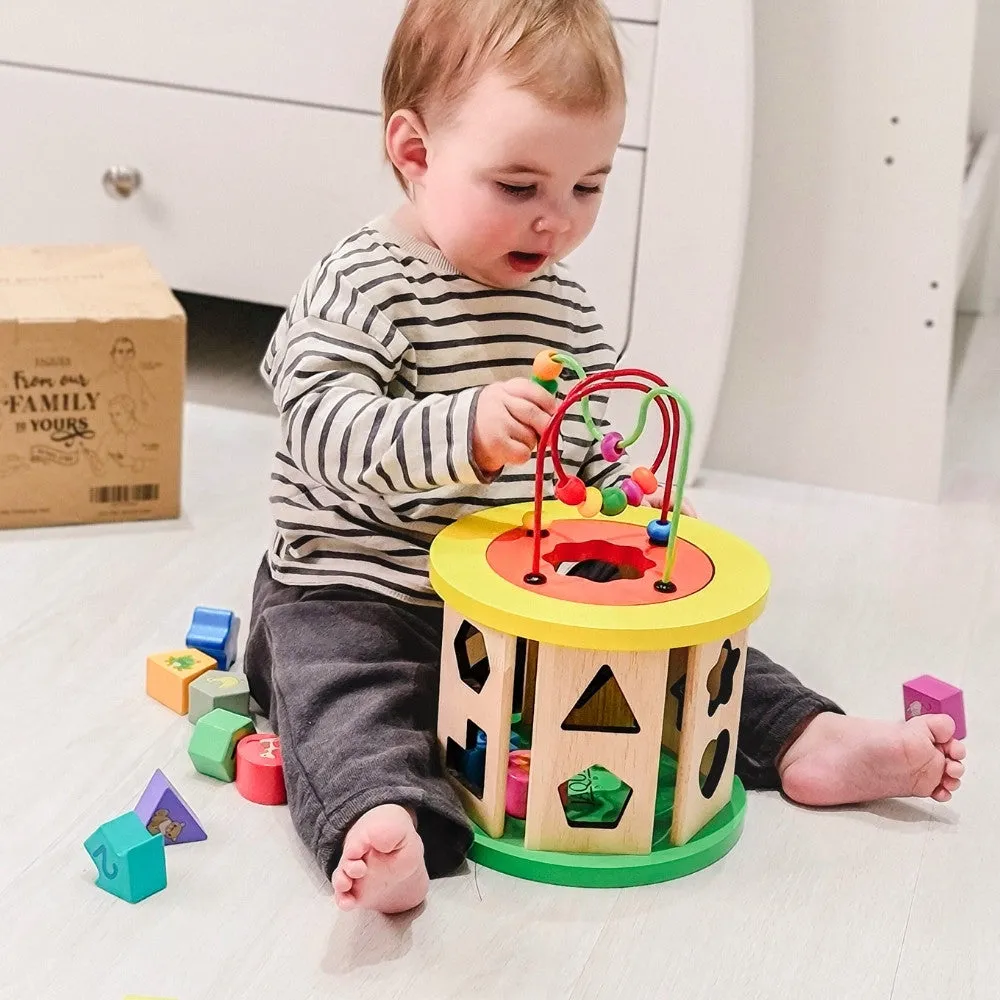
[84,812,166,903]
[185,606,239,671]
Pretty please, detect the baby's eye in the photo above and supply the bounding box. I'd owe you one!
[574,184,602,196]
[497,182,536,198]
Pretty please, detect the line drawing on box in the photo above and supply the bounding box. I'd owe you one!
[95,337,155,424]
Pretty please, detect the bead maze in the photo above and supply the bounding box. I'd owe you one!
[430,351,771,887]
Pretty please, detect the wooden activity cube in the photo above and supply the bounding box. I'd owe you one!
[430,501,770,878]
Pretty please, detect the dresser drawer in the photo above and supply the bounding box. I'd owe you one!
[0,5,656,147]
[0,64,642,344]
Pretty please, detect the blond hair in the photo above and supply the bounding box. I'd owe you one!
[382,0,626,187]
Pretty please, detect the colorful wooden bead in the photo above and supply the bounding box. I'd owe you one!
[600,432,625,462]
[236,734,288,805]
[633,467,658,495]
[600,486,628,516]
[579,487,604,517]
[647,519,672,545]
[521,510,551,534]
[533,349,563,382]
[621,478,644,506]
[556,476,587,506]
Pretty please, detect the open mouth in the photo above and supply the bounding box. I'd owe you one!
[507,251,548,273]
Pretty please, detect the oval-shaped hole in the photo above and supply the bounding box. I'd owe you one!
[699,730,731,799]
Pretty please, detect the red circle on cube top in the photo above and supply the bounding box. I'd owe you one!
[236,733,287,805]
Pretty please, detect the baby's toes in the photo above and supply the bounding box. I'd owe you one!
[945,759,965,780]
[341,858,368,879]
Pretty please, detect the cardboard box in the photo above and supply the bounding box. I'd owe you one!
[0,245,185,529]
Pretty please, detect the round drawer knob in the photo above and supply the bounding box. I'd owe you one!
[102,165,143,199]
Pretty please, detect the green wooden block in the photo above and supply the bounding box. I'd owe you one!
[187,670,251,725]
[188,708,255,781]
[84,812,166,904]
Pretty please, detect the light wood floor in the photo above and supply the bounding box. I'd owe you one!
[2,301,996,1000]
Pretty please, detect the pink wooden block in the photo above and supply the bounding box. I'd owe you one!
[902,674,966,740]
[506,750,531,820]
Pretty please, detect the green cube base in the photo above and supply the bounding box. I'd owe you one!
[84,811,166,903]
[188,708,255,781]
[468,750,746,888]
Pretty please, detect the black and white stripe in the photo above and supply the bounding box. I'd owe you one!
[262,215,625,603]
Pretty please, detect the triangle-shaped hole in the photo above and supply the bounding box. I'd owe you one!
[561,664,641,734]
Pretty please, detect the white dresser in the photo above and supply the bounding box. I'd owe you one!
[0,0,754,478]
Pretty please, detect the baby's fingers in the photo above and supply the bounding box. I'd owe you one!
[944,758,965,780]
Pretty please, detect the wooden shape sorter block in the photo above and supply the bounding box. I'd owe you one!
[903,674,966,739]
[188,708,256,782]
[523,644,670,855]
[84,811,166,904]
[236,734,287,805]
[187,670,251,725]
[438,607,516,838]
[186,605,240,670]
[146,648,217,715]
[134,769,207,845]
[671,630,748,847]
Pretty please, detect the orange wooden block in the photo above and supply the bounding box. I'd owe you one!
[146,649,217,714]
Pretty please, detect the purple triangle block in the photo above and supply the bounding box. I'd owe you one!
[134,769,207,845]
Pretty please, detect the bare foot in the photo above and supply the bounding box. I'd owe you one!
[778,712,966,807]
[331,804,429,914]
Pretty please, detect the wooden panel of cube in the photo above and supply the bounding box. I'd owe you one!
[188,708,256,781]
[146,649,217,714]
[84,811,166,904]
[187,670,250,725]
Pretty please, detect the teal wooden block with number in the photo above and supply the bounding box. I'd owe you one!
[84,811,166,904]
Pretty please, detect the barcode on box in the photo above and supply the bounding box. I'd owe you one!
[89,484,160,504]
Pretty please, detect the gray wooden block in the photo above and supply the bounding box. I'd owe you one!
[187,670,251,725]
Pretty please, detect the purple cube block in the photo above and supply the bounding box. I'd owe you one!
[134,769,207,845]
[902,674,966,740]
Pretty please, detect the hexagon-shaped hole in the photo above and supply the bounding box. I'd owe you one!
[707,641,740,717]
[455,621,490,694]
[558,764,633,828]
[699,730,731,799]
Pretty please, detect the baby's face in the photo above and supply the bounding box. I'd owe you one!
[413,72,625,288]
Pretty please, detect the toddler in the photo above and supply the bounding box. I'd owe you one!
[246,0,965,915]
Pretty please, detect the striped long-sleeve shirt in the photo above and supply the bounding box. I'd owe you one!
[261,214,626,604]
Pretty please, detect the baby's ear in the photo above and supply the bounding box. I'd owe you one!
[386,110,430,186]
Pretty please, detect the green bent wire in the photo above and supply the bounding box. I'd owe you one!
[552,353,600,440]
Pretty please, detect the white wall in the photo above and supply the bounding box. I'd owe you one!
[705,2,977,502]
[971,0,1000,133]
[962,0,1000,315]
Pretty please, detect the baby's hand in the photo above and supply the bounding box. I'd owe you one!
[645,488,698,518]
[473,379,558,474]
